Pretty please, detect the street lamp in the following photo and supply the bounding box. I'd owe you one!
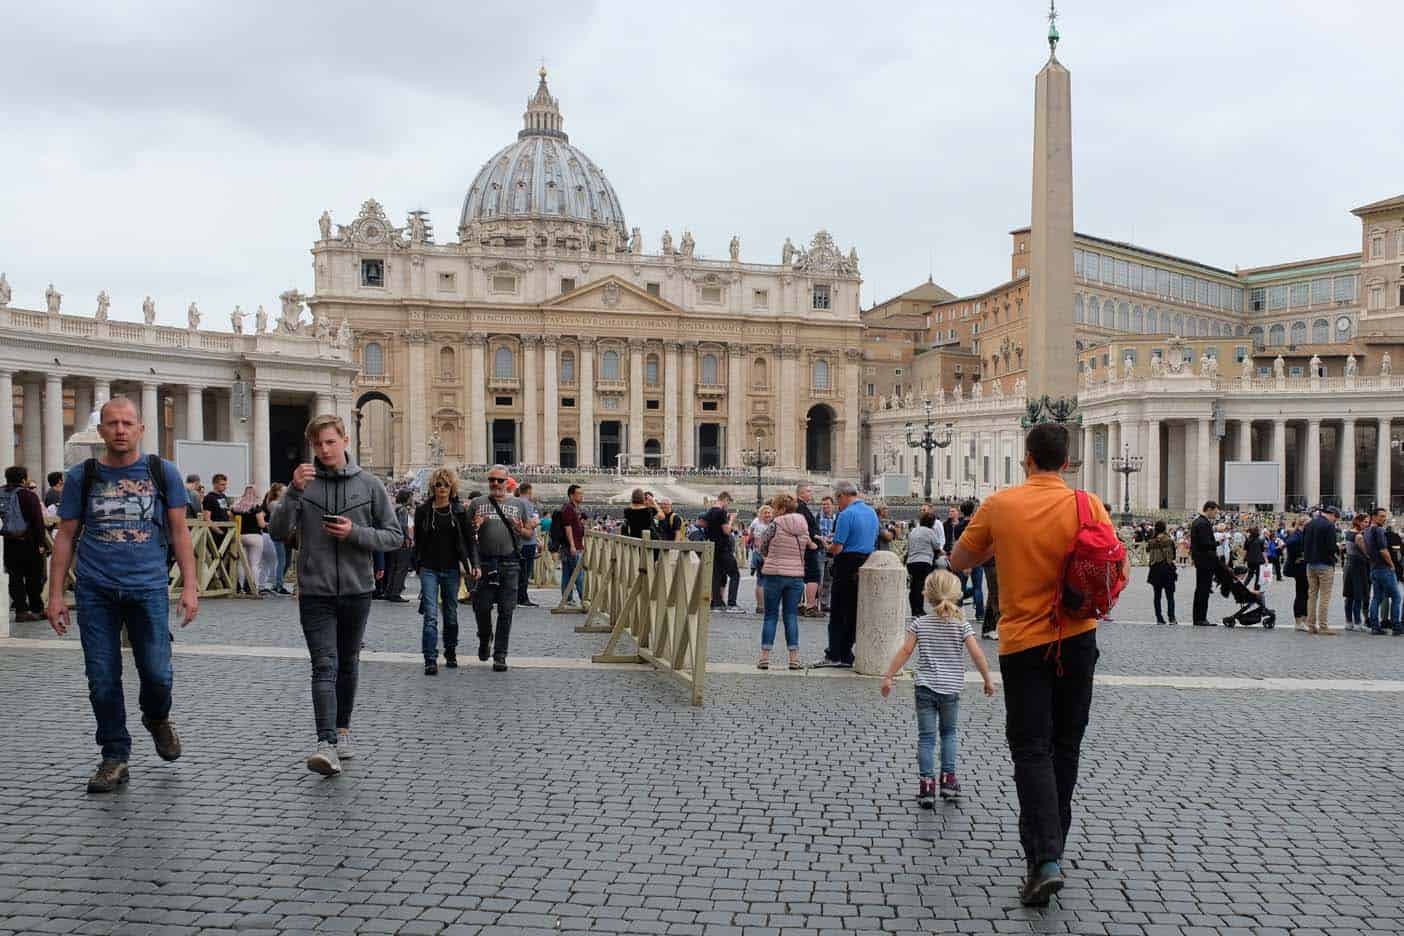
[905,400,953,502]
[1111,442,1143,521]
[740,433,777,509]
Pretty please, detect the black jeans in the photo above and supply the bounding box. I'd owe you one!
[906,561,933,618]
[999,629,1098,869]
[825,552,867,664]
[1292,571,1309,620]
[1152,583,1176,623]
[1192,562,1216,624]
[517,544,537,603]
[382,547,412,600]
[981,563,1001,635]
[711,545,740,608]
[474,558,520,662]
[3,537,45,614]
[298,593,373,744]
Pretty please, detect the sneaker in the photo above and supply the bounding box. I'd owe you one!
[917,777,936,809]
[306,741,342,776]
[939,772,961,800]
[519,599,539,607]
[335,732,355,761]
[478,634,492,661]
[86,759,129,794]
[1019,860,1065,907]
[725,605,746,614]
[142,716,182,762]
[492,660,508,672]
[425,661,438,675]
[444,650,457,669]
[1294,619,1309,632]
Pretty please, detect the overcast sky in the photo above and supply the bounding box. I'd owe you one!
[3,1,1400,327]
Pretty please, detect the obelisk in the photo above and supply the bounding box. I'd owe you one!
[1025,2,1077,422]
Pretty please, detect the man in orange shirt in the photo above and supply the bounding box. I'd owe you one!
[949,422,1124,907]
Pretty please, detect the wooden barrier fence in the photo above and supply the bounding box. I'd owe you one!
[573,530,713,706]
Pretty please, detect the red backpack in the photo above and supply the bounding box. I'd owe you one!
[1055,490,1127,626]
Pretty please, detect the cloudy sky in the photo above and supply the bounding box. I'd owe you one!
[2,1,1400,327]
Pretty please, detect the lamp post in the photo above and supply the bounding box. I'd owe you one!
[741,433,777,509]
[905,400,952,502]
[1111,442,1143,522]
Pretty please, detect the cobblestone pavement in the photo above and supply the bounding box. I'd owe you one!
[3,639,1403,936]
[9,573,1403,681]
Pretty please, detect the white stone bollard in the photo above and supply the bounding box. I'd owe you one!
[853,550,908,676]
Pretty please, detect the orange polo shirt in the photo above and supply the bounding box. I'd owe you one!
[956,473,1106,656]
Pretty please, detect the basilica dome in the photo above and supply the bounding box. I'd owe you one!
[459,69,628,250]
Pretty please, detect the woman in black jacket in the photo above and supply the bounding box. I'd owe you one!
[1282,516,1310,630]
[413,469,476,675]
[1242,527,1265,589]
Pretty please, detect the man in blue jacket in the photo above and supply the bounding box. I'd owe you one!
[1302,505,1340,635]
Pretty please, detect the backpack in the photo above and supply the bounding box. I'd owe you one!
[547,508,566,553]
[1054,489,1127,631]
[686,523,706,543]
[0,486,28,537]
[80,455,177,568]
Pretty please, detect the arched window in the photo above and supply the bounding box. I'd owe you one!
[1073,294,1084,323]
[1312,319,1329,344]
[1269,324,1286,346]
[1196,318,1208,337]
[1235,324,1245,337]
[751,357,768,388]
[645,354,660,386]
[700,353,719,385]
[559,438,577,469]
[1117,300,1129,331]
[813,359,831,389]
[494,346,515,379]
[602,349,621,380]
[1249,326,1264,349]
[439,346,455,379]
[1290,321,1306,345]
[363,342,384,376]
[560,350,576,383]
[1132,305,1144,333]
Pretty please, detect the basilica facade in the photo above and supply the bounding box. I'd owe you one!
[310,70,864,477]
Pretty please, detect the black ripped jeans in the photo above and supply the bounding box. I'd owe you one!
[298,593,373,744]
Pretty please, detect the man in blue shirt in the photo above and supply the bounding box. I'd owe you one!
[819,480,878,667]
[48,396,199,793]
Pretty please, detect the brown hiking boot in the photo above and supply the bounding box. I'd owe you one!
[142,716,182,761]
[86,759,129,793]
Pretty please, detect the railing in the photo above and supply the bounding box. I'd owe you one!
[1080,372,1404,401]
[575,531,713,706]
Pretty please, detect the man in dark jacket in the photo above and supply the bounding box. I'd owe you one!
[2,465,49,621]
[1302,505,1341,635]
[1189,500,1221,626]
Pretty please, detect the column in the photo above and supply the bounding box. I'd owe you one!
[93,379,111,414]
[1144,419,1160,512]
[726,347,745,468]
[777,348,797,470]
[844,350,861,477]
[1303,418,1321,507]
[1377,418,1392,512]
[315,392,334,419]
[629,339,645,467]
[0,371,13,471]
[252,386,271,491]
[403,332,426,464]
[43,373,64,478]
[522,335,539,465]
[678,342,695,466]
[21,381,42,483]
[186,386,205,441]
[141,382,161,455]
[1271,418,1288,512]
[1236,419,1252,463]
[73,381,93,434]
[1196,418,1214,508]
[578,338,595,467]
[663,342,679,467]
[1105,421,1121,510]
[1338,419,1356,512]
[465,333,486,465]
[542,337,559,466]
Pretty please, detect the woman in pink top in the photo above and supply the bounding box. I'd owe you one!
[755,493,817,670]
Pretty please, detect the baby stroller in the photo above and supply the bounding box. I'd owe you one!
[1220,565,1277,629]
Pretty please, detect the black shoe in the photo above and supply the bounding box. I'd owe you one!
[1019,861,1065,907]
[141,716,182,762]
[424,661,438,675]
[444,651,458,669]
[387,596,409,604]
[478,635,491,662]
[1155,618,1166,625]
[86,759,129,793]
[519,599,538,607]
[492,660,508,672]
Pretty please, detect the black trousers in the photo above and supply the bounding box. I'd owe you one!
[710,546,740,607]
[473,559,519,663]
[298,593,372,744]
[906,561,933,618]
[382,547,412,600]
[825,552,867,664]
[1292,571,1309,620]
[1192,562,1216,624]
[1152,583,1175,623]
[981,564,1001,635]
[999,629,1098,868]
[3,537,45,615]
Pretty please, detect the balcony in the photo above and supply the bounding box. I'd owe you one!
[488,375,521,392]
[595,378,627,393]
[695,382,726,397]
[358,374,392,387]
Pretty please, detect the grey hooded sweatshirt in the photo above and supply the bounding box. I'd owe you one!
[268,454,402,597]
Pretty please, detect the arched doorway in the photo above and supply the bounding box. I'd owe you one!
[644,439,661,469]
[559,437,577,469]
[599,421,623,468]
[806,404,835,473]
[697,424,722,469]
[355,391,395,474]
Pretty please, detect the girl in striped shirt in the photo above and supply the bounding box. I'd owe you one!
[881,569,995,807]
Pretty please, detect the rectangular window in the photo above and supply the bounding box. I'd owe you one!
[561,397,575,407]
[1268,285,1288,310]
[866,383,875,396]
[1143,265,1157,293]
[701,400,718,412]
[1257,366,1270,378]
[1101,255,1114,283]
[645,282,661,296]
[1206,282,1218,308]
[437,272,456,291]
[1289,366,1303,378]
[1129,264,1142,291]
[1399,284,1404,307]
[1114,259,1129,287]
[360,259,384,288]
[1073,250,1083,277]
[954,364,962,375]
[1157,269,1170,298]
[560,277,576,294]
[1169,273,1183,300]
[1290,283,1309,308]
[1083,252,1098,280]
[701,285,723,304]
[1369,285,1385,310]
[1234,345,1248,362]
[1333,275,1357,301]
[1312,278,1331,305]
[494,396,513,406]
[645,399,660,410]
[1196,278,1210,306]
[1250,287,1266,312]
[752,289,768,309]
[491,273,517,293]
[812,285,831,310]
[1371,235,1384,259]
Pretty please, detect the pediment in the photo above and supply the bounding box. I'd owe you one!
[543,275,680,315]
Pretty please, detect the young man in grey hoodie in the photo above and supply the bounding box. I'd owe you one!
[269,414,402,776]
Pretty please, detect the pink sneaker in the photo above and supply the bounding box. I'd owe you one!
[917,777,936,809]
[939,772,961,800]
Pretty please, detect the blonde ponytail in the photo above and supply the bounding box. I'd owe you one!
[922,568,964,619]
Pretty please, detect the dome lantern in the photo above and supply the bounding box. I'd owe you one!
[520,67,566,141]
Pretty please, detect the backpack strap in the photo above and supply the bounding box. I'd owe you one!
[78,458,99,528]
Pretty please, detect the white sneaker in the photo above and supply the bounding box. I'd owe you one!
[306,741,342,776]
[336,732,355,761]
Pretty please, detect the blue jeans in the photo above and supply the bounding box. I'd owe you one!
[964,566,985,619]
[75,584,173,762]
[273,540,289,590]
[1368,567,1402,630]
[420,567,461,662]
[915,685,960,777]
[560,549,585,602]
[761,574,803,650]
[518,543,537,603]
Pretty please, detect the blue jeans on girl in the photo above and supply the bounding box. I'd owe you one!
[915,685,960,777]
